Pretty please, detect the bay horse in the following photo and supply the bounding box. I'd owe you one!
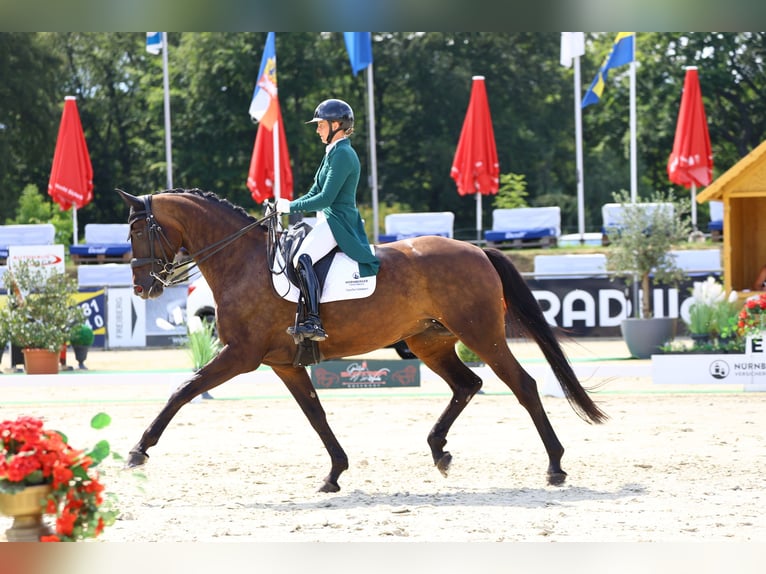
[118,188,607,492]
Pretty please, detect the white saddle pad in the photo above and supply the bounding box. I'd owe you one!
[271,248,377,303]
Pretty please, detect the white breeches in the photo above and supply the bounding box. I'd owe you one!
[293,215,338,267]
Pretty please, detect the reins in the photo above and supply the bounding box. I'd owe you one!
[129,194,281,288]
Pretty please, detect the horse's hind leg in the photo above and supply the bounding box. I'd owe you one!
[488,353,567,485]
[272,365,348,493]
[418,334,568,485]
[407,340,483,477]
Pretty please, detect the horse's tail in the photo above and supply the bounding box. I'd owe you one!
[483,248,608,424]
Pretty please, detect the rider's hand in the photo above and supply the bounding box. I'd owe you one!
[275,198,291,214]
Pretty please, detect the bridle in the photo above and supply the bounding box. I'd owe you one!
[128,194,280,288]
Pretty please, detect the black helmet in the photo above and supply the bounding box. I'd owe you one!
[306,99,354,130]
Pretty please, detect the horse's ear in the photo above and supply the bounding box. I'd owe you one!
[116,188,142,210]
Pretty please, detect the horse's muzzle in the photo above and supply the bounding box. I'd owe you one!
[133,281,164,299]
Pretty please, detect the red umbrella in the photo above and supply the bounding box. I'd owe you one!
[450,75,499,241]
[48,96,93,244]
[667,67,713,230]
[247,97,293,203]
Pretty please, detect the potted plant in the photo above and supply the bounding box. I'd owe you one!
[605,189,691,358]
[455,340,484,367]
[0,259,85,374]
[186,316,221,400]
[683,277,742,351]
[68,323,94,370]
[0,413,119,541]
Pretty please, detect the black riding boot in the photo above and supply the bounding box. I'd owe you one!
[292,254,328,342]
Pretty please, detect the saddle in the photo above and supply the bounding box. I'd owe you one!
[277,221,338,367]
[279,221,337,293]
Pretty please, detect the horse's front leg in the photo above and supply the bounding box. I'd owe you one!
[127,345,253,467]
[272,365,348,493]
[408,342,483,477]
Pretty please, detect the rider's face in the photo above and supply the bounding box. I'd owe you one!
[316,120,328,140]
[316,120,336,143]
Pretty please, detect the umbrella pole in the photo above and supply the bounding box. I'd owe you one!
[72,203,78,245]
[691,183,697,230]
[476,193,482,244]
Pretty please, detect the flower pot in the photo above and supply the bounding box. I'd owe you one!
[690,333,711,347]
[22,348,60,375]
[73,345,89,369]
[620,317,677,359]
[0,484,52,542]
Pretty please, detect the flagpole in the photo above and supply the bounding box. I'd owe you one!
[574,53,585,243]
[162,32,173,189]
[367,63,379,243]
[273,120,281,200]
[629,55,637,203]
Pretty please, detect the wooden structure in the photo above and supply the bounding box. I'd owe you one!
[696,139,766,293]
[484,207,560,249]
[69,223,132,265]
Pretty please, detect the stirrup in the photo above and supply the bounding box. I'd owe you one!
[292,320,327,342]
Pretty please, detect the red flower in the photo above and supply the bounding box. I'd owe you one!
[94,517,105,537]
[52,464,74,489]
[5,455,41,482]
[56,508,77,536]
[738,294,766,337]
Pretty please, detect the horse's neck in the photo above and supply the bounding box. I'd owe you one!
[185,218,267,283]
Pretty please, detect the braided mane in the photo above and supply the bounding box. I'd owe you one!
[158,188,256,222]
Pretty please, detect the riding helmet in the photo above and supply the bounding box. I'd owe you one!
[306,99,354,130]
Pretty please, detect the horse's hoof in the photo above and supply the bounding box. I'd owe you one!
[547,470,567,486]
[318,480,340,493]
[127,450,149,468]
[436,451,452,477]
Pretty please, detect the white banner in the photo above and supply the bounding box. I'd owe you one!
[8,244,66,275]
[106,288,146,348]
[652,336,766,390]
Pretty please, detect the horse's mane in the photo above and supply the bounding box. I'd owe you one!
[158,188,257,223]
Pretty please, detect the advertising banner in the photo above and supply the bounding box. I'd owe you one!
[526,274,720,337]
[311,359,421,389]
[8,244,66,275]
[106,287,145,347]
[73,287,106,348]
[652,335,766,390]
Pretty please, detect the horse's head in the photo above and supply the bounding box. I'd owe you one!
[117,189,181,299]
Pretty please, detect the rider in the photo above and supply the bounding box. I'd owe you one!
[276,98,380,342]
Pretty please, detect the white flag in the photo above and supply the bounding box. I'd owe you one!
[146,32,162,55]
[560,32,585,68]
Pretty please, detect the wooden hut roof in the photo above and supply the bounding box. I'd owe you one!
[696,139,766,203]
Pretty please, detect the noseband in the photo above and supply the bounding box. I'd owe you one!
[128,194,280,289]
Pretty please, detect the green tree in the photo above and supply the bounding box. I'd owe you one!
[7,184,72,246]
[2,32,766,240]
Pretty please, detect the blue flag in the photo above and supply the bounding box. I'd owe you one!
[582,32,635,108]
[146,32,162,55]
[344,32,373,76]
[249,32,278,128]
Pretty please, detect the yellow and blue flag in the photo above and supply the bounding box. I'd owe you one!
[249,32,278,130]
[344,32,373,76]
[582,32,635,108]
